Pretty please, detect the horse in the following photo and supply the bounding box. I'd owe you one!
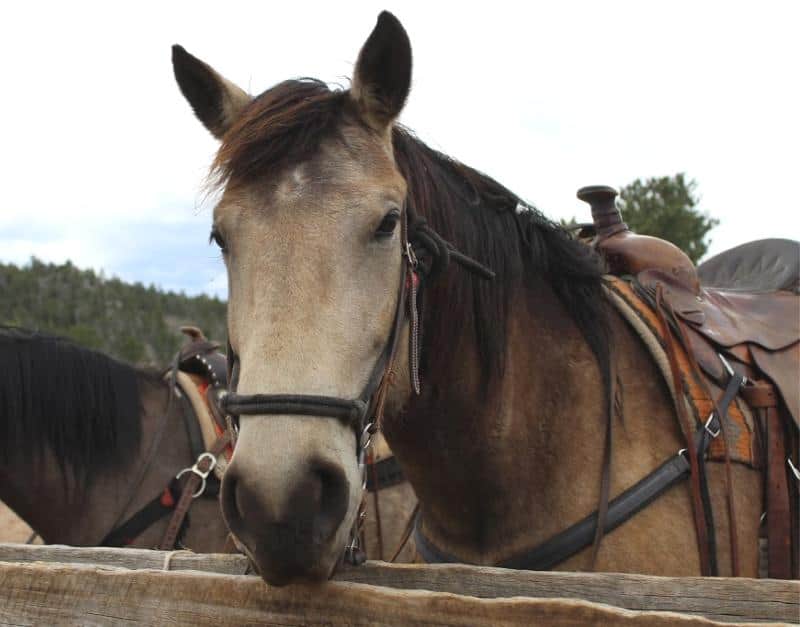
[0,326,230,550]
[0,326,416,559]
[172,12,786,585]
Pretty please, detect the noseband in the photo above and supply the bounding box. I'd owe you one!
[219,205,493,563]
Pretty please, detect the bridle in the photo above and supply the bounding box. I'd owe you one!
[219,203,494,564]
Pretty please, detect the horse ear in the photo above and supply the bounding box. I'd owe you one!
[351,11,412,132]
[172,45,252,139]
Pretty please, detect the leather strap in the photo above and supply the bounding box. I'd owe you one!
[366,450,385,559]
[744,382,792,579]
[654,285,715,575]
[222,394,368,427]
[101,479,181,547]
[366,455,405,492]
[415,450,693,569]
[589,358,614,569]
[691,369,745,576]
[159,431,231,550]
[414,389,740,572]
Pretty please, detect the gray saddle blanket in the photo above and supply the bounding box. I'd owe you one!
[698,238,799,293]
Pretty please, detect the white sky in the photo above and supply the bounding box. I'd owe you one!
[1,1,798,297]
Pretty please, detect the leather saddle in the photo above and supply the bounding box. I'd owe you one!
[176,325,228,390]
[580,186,799,578]
[578,186,799,427]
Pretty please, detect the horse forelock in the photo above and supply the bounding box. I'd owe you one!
[211,79,352,190]
[0,326,145,478]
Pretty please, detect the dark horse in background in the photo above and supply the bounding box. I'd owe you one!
[0,326,417,560]
[172,12,798,585]
[0,326,230,550]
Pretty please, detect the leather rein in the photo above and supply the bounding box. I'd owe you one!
[219,205,493,563]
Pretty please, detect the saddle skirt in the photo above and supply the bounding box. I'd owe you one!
[634,267,799,429]
[605,276,761,466]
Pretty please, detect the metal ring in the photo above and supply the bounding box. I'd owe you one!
[194,452,218,477]
[175,467,207,499]
[175,452,218,498]
[360,422,374,451]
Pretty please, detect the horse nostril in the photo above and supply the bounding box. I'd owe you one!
[305,459,350,544]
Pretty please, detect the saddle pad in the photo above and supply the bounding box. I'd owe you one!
[605,276,760,468]
[174,371,232,481]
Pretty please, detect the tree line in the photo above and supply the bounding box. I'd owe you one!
[0,258,227,365]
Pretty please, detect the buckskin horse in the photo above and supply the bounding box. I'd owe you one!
[0,326,231,550]
[172,11,798,584]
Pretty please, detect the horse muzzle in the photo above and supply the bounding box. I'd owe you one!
[221,451,351,585]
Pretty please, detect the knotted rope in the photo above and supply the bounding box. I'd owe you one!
[408,217,495,282]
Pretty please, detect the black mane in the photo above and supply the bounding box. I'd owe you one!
[213,79,610,395]
[0,327,146,477]
[392,129,610,391]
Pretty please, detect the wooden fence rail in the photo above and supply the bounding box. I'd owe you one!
[1,543,797,626]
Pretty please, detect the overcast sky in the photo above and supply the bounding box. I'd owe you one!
[1,1,798,297]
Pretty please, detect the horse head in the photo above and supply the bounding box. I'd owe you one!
[173,12,415,584]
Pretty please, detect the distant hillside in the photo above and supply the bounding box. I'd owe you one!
[0,258,227,365]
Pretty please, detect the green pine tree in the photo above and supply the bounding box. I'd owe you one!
[619,173,719,264]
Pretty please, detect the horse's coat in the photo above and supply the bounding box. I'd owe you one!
[173,11,762,584]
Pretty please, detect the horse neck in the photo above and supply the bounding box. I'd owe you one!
[0,373,186,546]
[385,274,614,563]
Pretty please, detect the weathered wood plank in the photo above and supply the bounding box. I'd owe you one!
[1,544,797,624]
[0,561,782,627]
[0,543,249,575]
[340,563,800,624]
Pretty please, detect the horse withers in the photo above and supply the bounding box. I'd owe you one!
[173,12,794,584]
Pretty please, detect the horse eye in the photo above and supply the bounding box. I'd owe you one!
[375,210,400,238]
[209,228,227,253]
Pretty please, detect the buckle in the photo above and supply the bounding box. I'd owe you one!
[718,353,748,387]
[175,452,218,498]
[704,413,721,439]
[404,241,418,269]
